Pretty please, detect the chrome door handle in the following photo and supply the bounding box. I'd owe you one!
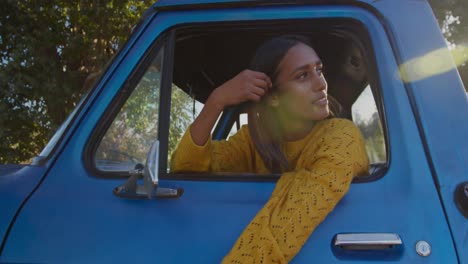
[333,233,402,250]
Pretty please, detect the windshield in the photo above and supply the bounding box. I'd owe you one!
[35,91,89,163]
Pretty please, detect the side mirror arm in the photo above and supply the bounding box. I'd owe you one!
[113,140,183,199]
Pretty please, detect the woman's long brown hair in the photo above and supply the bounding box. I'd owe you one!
[247,35,341,173]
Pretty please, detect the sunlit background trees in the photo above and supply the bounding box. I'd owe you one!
[0,1,153,163]
[429,0,468,86]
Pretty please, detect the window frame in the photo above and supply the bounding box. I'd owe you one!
[84,8,390,183]
[84,32,172,179]
[163,20,388,183]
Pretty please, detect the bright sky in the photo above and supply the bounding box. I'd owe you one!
[352,85,378,123]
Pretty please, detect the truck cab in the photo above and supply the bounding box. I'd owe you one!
[1,0,467,263]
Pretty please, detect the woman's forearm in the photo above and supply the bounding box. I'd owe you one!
[190,91,224,146]
[190,70,271,146]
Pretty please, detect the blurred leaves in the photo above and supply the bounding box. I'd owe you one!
[0,0,153,163]
[429,0,468,90]
[355,111,386,164]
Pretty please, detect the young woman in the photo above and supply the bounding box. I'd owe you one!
[171,35,369,263]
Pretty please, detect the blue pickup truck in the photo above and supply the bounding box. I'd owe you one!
[1,0,467,263]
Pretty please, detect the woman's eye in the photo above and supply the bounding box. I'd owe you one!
[298,72,309,80]
[316,66,323,76]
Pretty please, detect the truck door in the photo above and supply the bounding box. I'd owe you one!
[1,3,459,263]
[380,0,468,261]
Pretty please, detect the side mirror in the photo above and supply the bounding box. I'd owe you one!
[113,140,183,199]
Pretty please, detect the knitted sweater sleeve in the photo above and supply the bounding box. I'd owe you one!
[222,119,370,263]
[170,125,254,173]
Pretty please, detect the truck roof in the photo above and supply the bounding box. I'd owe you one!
[153,0,374,10]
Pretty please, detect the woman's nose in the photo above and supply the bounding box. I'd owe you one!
[313,75,327,92]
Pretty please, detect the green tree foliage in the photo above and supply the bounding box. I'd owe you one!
[0,0,154,163]
[169,86,194,158]
[95,51,194,168]
[96,59,162,166]
[353,111,386,164]
[429,0,468,91]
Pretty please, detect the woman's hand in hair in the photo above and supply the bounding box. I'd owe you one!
[189,70,271,146]
[208,69,272,111]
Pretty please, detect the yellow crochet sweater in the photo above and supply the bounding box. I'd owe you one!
[171,118,369,263]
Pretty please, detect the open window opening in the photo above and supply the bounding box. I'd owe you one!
[167,19,387,182]
[87,18,387,182]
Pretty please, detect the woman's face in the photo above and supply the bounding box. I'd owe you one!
[272,43,329,123]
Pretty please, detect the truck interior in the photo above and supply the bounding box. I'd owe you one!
[168,18,387,182]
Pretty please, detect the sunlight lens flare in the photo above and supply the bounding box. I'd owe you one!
[397,45,468,83]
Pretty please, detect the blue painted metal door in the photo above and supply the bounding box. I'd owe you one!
[373,1,468,261]
[1,4,459,263]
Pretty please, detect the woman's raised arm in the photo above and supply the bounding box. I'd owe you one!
[171,70,271,173]
[189,69,271,146]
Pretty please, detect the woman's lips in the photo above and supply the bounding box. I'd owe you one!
[314,96,328,106]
